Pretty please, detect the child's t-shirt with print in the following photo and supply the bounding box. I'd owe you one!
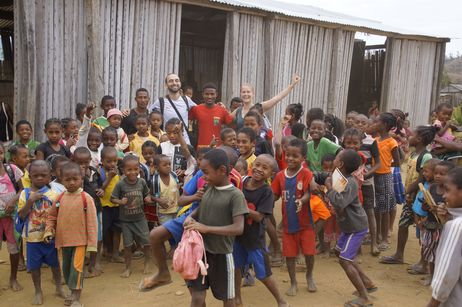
[306,137,341,172]
[157,174,180,215]
[237,178,274,250]
[35,141,71,160]
[375,137,398,174]
[99,169,120,208]
[272,167,313,234]
[17,186,58,242]
[0,164,22,217]
[111,177,149,222]
[158,141,196,173]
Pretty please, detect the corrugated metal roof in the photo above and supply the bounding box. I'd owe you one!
[210,0,449,41]
[441,84,462,93]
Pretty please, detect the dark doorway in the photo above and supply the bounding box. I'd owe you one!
[179,5,226,103]
[346,40,386,115]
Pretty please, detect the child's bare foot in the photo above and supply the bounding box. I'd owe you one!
[84,268,103,278]
[32,291,44,305]
[139,273,173,291]
[421,275,432,286]
[120,269,131,278]
[235,297,243,307]
[143,262,152,274]
[55,285,67,299]
[285,284,298,296]
[70,301,83,307]
[371,246,380,257]
[9,279,23,291]
[306,277,317,292]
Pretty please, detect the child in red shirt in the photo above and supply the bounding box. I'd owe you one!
[272,138,317,296]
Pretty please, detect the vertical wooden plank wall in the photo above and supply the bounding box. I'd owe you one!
[15,0,87,141]
[380,38,439,126]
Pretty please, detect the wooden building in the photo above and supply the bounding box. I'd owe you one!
[12,0,449,139]
[440,84,462,106]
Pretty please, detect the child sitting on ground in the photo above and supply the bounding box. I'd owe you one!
[184,149,248,306]
[427,167,462,306]
[17,160,65,305]
[234,154,288,307]
[111,155,152,278]
[237,127,257,174]
[325,149,375,307]
[129,114,160,163]
[272,138,317,295]
[45,162,98,307]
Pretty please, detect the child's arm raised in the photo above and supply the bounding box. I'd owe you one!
[185,215,245,237]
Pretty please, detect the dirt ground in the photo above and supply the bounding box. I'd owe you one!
[0,203,430,307]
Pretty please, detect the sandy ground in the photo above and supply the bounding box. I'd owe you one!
[0,204,430,307]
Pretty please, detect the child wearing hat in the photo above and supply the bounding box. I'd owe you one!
[107,109,129,152]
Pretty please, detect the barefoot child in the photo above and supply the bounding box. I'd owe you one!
[272,138,317,295]
[72,147,104,277]
[44,162,98,307]
[234,154,288,307]
[99,146,124,263]
[0,143,23,291]
[111,155,152,277]
[17,160,65,305]
[325,149,375,307]
[427,167,462,307]
[184,148,248,307]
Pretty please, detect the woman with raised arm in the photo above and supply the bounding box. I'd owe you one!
[233,75,301,130]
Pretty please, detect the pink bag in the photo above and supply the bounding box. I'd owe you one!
[173,229,208,282]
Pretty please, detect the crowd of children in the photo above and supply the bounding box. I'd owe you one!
[1,74,462,307]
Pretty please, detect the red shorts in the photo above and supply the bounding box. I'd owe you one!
[282,228,316,257]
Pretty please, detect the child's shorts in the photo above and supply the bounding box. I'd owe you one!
[158,213,177,225]
[233,242,272,280]
[62,246,86,290]
[374,173,396,213]
[282,229,316,257]
[399,204,415,228]
[361,184,375,210]
[187,252,235,301]
[335,229,368,262]
[26,241,59,271]
[163,213,188,245]
[121,219,150,248]
[102,206,121,235]
[0,217,19,254]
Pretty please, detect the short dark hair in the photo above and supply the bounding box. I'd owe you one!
[8,144,28,158]
[448,167,462,189]
[321,153,336,164]
[220,128,235,140]
[16,119,32,131]
[102,126,118,138]
[414,125,438,146]
[135,88,149,96]
[154,154,170,167]
[230,97,243,104]
[437,160,455,171]
[142,140,157,151]
[379,112,397,131]
[60,117,78,130]
[288,138,307,157]
[291,123,306,139]
[122,154,139,167]
[136,114,149,122]
[203,149,229,174]
[165,117,181,128]
[101,146,118,159]
[61,162,82,176]
[244,111,262,126]
[150,109,162,117]
[236,158,248,172]
[202,83,217,91]
[73,146,91,158]
[101,95,115,106]
[339,149,362,174]
[75,103,87,118]
[286,103,304,121]
[238,127,256,142]
[306,107,324,125]
[197,147,213,157]
[29,160,51,173]
[44,118,62,130]
[343,128,363,141]
[51,155,70,172]
[218,145,238,167]
[435,102,453,112]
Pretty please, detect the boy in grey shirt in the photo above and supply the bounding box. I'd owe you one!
[326,149,376,307]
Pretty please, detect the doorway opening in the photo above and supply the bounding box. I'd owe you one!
[179,5,227,103]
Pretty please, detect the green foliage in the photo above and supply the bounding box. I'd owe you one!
[452,104,462,126]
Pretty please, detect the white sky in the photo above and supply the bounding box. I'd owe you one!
[280,0,462,56]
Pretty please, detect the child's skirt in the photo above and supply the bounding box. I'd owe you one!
[420,227,441,263]
[392,167,406,205]
[374,173,396,213]
[323,215,341,243]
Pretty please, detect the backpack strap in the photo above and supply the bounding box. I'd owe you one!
[181,96,190,111]
[152,172,160,198]
[81,192,88,211]
[4,163,20,192]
